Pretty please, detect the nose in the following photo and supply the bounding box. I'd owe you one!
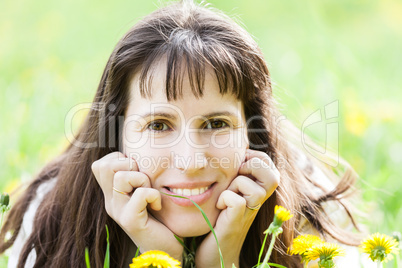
[173,131,208,173]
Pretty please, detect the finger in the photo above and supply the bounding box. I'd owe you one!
[113,171,151,193]
[117,188,161,231]
[127,188,162,213]
[227,175,266,209]
[112,171,152,210]
[92,152,128,176]
[245,149,280,177]
[239,157,279,197]
[216,190,246,221]
[92,152,139,195]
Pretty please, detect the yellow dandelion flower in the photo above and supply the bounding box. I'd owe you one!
[130,250,181,268]
[289,234,323,255]
[304,242,345,268]
[359,233,400,263]
[273,205,293,226]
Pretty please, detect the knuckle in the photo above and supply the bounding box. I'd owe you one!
[135,172,148,184]
[114,171,124,181]
[133,187,147,197]
[237,175,248,182]
[255,187,267,199]
[237,196,247,207]
[99,161,112,173]
[250,157,260,166]
[228,191,246,206]
[222,189,231,197]
[273,173,280,186]
[140,177,151,188]
[268,176,280,192]
[252,152,274,167]
[252,150,268,159]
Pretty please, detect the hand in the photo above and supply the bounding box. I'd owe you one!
[195,149,280,267]
[91,152,183,261]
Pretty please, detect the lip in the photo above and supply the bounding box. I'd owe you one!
[161,182,216,207]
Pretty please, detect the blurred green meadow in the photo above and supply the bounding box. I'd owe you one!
[1,0,401,266]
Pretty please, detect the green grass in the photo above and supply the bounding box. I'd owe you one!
[1,0,401,266]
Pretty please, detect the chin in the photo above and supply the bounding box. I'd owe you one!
[165,212,217,237]
[170,222,212,238]
[155,209,220,238]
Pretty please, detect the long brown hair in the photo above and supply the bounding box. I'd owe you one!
[0,1,361,267]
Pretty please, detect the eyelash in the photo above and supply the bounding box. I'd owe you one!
[204,119,229,130]
[146,119,230,132]
[146,121,171,132]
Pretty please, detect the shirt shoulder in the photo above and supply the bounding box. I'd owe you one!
[7,178,57,268]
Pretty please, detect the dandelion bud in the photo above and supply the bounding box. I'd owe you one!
[392,231,401,242]
[0,193,9,207]
[272,205,293,227]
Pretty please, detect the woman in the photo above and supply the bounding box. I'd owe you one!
[1,0,362,267]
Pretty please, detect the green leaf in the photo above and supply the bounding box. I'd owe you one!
[134,246,140,258]
[104,225,110,268]
[267,263,287,268]
[174,234,191,253]
[257,230,269,266]
[255,263,287,268]
[85,247,91,268]
[161,192,225,268]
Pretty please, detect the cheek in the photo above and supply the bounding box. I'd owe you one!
[122,127,147,155]
[204,129,247,148]
[127,147,170,173]
[206,131,248,170]
[207,147,246,178]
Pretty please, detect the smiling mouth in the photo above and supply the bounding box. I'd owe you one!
[166,184,214,196]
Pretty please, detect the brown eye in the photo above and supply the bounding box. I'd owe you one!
[148,121,169,132]
[205,119,228,129]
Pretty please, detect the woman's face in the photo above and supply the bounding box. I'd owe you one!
[123,61,249,237]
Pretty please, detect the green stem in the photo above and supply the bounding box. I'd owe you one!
[257,231,269,266]
[304,262,308,268]
[261,234,277,268]
[377,260,382,268]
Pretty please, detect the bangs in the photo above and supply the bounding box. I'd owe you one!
[137,31,254,103]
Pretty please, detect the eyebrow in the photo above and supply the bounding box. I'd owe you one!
[139,111,240,120]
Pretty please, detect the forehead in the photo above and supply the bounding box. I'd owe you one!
[126,59,245,119]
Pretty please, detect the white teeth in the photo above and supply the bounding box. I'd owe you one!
[191,188,200,195]
[183,189,191,196]
[169,186,209,196]
[199,187,207,194]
